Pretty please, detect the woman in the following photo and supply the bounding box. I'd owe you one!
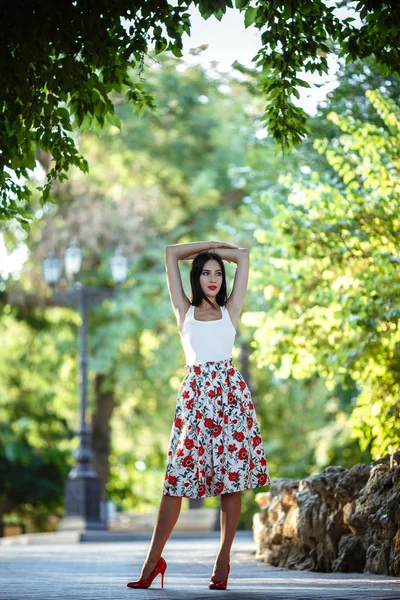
[127,240,270,591]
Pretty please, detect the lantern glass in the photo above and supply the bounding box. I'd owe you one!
[43,251,62,286]
[109,249,128,284]
[64,238,82,280]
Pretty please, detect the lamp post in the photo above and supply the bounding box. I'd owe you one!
[43,240,128,531]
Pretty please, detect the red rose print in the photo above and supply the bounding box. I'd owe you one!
[234,431,245,442]
[257,473,268,485]
[205,380,210,386]
[260,457,267,466]
[221,466,226,475]
[204,418,214,428]
[168,451,172,456]
[228,444,237,453]
[208,390,215,399]
[182,456,194,469]
[168,475,177,485]
[176,448,184,457]
[164,472,168,480]
[218,409,224,418]
[228,471,239,482]
[256,449,261,454]
[224,414,228,424]
[184,482,189,487]
[212,424,222,437]
[182,390,190,399]
[174,417,184,428]
[239,380,246,390]
[250,459,255,470]
[191,380,197,391]
[217,444,224,455]
[198,484,206,496]
[212,371,217,379]
[227,368,235,376]
[196,410,203,419]
[215,481,224,494]
[194,366,201,375]
[216,386,222,396]
[198,445,205,456]
[228,393,236,405]
[206,475,212,486]
[248,401,254,410]
[247,417,253,429]
[253,435,262,447]
[238,448,248,461]
[184,438,194,450]
[232,418,238,424]
[186,398,194,410]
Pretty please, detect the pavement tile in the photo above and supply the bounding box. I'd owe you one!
[0,531,399,600]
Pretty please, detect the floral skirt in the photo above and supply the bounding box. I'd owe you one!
[162,357,271,498]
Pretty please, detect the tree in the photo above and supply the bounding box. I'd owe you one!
[245,89,400,458]
[1,0,399,224]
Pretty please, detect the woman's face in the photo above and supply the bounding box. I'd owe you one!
[199,259,223,300]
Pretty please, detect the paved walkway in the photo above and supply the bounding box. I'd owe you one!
[1,531,399,600]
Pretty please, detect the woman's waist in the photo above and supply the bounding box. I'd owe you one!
[185,357,234,373]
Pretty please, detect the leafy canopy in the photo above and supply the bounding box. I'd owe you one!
[246,89,400,458]
[1,0,400,224]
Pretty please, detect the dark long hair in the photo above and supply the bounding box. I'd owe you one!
[190,251,227,307]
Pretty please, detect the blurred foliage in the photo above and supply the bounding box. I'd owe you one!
[241,88,400,459]
[1,51,399,532]
[0,308,76,530]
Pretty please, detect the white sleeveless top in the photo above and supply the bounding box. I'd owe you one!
[179,304,237,366]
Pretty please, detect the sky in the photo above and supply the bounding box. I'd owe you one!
[180,4,346,115]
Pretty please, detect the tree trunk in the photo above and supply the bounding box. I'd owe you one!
[91,374,115,501]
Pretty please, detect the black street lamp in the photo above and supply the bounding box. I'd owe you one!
[43,239,128,531]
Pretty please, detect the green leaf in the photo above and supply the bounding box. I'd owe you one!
[106,111,121,128]
[244,6,257,28]
[235,0,249,9]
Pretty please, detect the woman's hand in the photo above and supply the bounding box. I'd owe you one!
[210,241,239,250]
[180,241,239,261]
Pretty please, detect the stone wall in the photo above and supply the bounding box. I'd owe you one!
[253,452,400,576]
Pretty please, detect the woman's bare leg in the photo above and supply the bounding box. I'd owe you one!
[139,494,183,579]
[211,491,242,581]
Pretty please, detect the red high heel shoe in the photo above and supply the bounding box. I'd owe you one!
[209,563,230,590]
[127,556,167,589]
